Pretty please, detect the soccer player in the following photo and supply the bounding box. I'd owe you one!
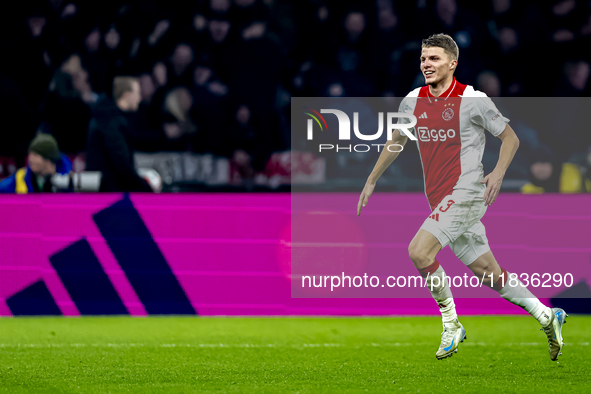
[357,33,567,360]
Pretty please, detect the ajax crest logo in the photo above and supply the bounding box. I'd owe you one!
[442,104,454,121]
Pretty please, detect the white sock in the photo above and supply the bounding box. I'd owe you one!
[425,264,458,326]
[498,271,552,326]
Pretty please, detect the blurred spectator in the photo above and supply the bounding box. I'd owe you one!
[520,144,591,194]
[139,73,156,104]
[476,70,502,97]
[521,148,562,193]
[522,161,591,194]
[498,27,518,53]
[85,76,153,192]
[152,62,169,89]
[189,63,229,154]
[218,104,278,183]
[81,27,110,94]
[60,54,98,104]
[557,60,591,95]
[0,134,72,193]
[38,54,97,155]
[169,43,195,86]
[161,87,199,150]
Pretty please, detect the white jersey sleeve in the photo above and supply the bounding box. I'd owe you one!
[397,87,420,117]
[396,87,420,136]
[464,89,509,137]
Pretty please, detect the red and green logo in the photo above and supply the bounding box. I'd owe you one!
[303,107,329,135]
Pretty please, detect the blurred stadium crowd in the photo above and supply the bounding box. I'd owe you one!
[0,0,590,192]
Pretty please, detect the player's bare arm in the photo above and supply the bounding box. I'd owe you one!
[481,124,520,206]
[357,130,408,216]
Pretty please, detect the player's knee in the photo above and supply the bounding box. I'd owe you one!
[469,262,501,286]
[408,245,430,266]
[469,263,500,278]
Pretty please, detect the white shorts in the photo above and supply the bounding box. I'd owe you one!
[420,190,490,265]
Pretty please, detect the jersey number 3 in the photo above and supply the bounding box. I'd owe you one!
[439,200,455,213]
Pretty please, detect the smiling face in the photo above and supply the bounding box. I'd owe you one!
[420,46,456,86]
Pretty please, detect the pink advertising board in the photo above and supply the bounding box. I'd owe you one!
[0,193,589,317]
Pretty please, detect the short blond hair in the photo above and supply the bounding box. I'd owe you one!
[113,76,139,101]
[422,33,459,61]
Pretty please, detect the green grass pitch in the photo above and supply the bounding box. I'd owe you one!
[0,316,590,393]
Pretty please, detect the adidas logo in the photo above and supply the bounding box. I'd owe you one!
[419,112,428,119]
[429,213,439,222]
[5,196,197,316]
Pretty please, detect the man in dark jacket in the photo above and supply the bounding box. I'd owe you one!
[86,76,153,192]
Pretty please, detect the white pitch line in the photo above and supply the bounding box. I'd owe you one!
[0,342,585,348]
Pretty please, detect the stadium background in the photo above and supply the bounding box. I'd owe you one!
[0,0,590,314]
[1,0,590,192]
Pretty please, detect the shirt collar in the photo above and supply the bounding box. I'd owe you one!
[426,77,457,102]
